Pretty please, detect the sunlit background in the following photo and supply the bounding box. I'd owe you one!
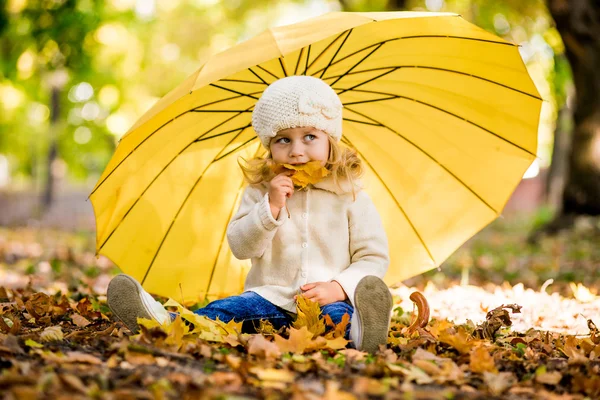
[0,0,569,227]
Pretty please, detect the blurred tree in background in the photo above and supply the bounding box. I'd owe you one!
[0,0,310,208]
[544,0,600,225]
[4,0,598,227]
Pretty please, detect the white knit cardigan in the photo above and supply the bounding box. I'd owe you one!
[226,174,390,314]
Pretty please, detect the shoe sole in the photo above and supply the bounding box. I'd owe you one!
[354,276,393,353]
[107,274,152,334]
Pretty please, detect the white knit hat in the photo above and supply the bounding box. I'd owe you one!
[252,75,343,149]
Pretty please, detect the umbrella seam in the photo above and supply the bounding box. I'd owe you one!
[89,94,256,199]
[319,29,353,79]
[313,35,515,79]
[331,66,542,101]
[341,135,436,265]
[97,113,254,255]
[342,88,537,157]
[141,125,252,285]
[343,105,500,214]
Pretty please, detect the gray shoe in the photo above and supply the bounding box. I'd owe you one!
[107,274,169,333]
[353,275,393,353]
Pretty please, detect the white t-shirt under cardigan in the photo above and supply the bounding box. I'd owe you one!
[226,173,390,314]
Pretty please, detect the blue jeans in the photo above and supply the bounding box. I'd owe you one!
[175,291,353,342]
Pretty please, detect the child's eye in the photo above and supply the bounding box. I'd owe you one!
[305,134,316,141]
[276,137,290,144]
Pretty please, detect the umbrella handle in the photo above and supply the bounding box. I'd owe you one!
[285,204,291,219]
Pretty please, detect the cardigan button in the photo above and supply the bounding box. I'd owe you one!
[302,242,308,248]
[302,213,308,219]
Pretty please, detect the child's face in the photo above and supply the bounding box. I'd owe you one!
[269,127,330,166]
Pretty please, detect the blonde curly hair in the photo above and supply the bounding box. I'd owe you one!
[238,136,363,199]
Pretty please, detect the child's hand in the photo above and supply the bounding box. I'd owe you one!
[294,281,347,306]
[267,172,294,217]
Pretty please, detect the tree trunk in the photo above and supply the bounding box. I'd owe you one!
[42,86,60,210]
[545,102,573,211]
[547,0,600,217]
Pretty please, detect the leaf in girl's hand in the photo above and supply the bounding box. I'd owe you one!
[293,294,325,338]
[272,161,330,189]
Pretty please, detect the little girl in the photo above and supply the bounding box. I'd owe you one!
[107,75,393,353]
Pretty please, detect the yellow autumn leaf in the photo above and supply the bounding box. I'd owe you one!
[469,345,497,373]
[273,161,330,189]
[293,294,326,338]
[274,326,315,354]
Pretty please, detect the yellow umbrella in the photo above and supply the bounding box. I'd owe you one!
[90,11,541,303]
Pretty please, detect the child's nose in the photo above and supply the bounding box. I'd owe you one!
[289,144,304,157]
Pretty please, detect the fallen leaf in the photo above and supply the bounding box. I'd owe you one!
[470,346,497,373]
[70,313,90,327]
[25,339,43,348]
[483,372,516,395]
[562,336,589,364]
[535,366,562,385]
[247,334,282,359]
[40,326,63,342]
[274,326,315,354]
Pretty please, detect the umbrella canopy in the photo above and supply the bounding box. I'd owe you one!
[90,11,542,303]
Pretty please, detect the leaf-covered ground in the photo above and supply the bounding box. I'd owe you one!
[1,214,599,399]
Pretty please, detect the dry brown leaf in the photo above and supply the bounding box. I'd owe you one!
[70,313,90,327]
[59,373,88,394]
[324,312,350,340]
[536,370,563,385]
[438,326,479,354]
[483,372,516,396]
[65,351,103,365]
[562,336,589,364]
[469,346,497,373]
[125,350,156,365]
[247,334,282,359]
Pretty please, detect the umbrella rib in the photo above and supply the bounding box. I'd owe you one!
[294,47,305,75]
[209,83,260,99]
[334,66,542,100]
[341,135,436,265]
[220,78,268,85]
[97,116,253,254]
[343,88,536,157]
[314,35,515,79]
[279,57,288,77]
[141,126,251,285]
[337,68,397,95]
[329,42,385,87]
[319,29,353,79]
[89,93,253,198]
[192,109,253,113]
[344,105,499,214]
[205,143,263,295]
[302,30,348,75]
[304,45,311,75]
[343,117,382,126]
[194,124,253,142]
[247,68,269,85]
[257,65,280,80]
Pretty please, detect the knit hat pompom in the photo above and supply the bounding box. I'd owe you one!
[252,75,343,149]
